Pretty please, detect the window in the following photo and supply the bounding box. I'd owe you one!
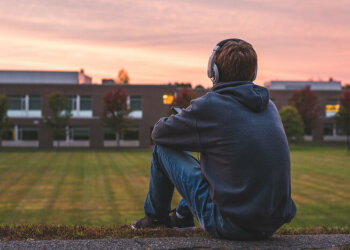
[80,96,92,110]
[122,126,139,140]
[70,127,89,140]
[104,127,139,141]
[323,123,333,136]
[18,126,38,141]
[104,128,116,141]
[325,99,339,117]
[163,94,174,104]
[67,96,77,110]
[3,128,14,140]
[29,96,41,110]
[53,128,67,140]
[8,96,25,110]
[130,96,142,110]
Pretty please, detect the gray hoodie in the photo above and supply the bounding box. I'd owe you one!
[152,81,296,233]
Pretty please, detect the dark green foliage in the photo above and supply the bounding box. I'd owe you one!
[168,82,192,88]
[44,92,71,146]
[0,95,11,147]
[279,106,304,142]
[194,84,205,89]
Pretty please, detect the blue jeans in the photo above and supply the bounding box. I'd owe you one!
[144,145,272,240]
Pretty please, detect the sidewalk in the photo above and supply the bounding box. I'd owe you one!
[0,235,349,249]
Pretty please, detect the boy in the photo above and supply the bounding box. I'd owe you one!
[132,39,296,240]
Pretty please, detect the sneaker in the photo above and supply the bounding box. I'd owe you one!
[168,209,196,231]
[131,216,170,229]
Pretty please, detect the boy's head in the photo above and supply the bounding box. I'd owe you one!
[210,39,257,83]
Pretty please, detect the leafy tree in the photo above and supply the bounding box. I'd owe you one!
[0,95,11,147]
[173,87,197,108]
[195,84,205,89]
[117,68,130,84]
[45,92,71,147]
[168,87,197,115]
[279,106,304,142]
[168,82,192,88]
[289,86,320,134]
[336,90,350,154]
[102,86,130,147]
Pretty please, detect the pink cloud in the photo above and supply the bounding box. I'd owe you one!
[0,0,349,87]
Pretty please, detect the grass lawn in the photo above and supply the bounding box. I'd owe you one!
[0,145,349,229]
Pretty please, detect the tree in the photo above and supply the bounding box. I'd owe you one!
[102,86,130,147]
[289,86,320,134]
[336,90,350,154]
[168,82,192,88]
[195,84,205,89]
[173,87,197,108]
[0,95,11,147]
[169,87,197,115]
[117,68,130,84]
[279,106,304,142]
[45,92,71,147]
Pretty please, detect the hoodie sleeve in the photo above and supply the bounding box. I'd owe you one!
[151,103,201,152]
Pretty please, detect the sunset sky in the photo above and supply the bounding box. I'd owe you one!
[0,0,349,87]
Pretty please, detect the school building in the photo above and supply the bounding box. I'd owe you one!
[266,80,345,142]
[0,70,346,148]
[0,70,207,148]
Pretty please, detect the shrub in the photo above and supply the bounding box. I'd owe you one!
[279,105,304,142]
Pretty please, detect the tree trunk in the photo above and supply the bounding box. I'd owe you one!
[0,138,2,148]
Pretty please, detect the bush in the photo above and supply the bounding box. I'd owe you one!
[279,105,304,142]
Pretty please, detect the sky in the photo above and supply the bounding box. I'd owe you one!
[0,0,349,88]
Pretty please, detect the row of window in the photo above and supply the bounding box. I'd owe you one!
[3,123,343,142]
[323,123,345,136]
[5,95,144,118]
[3,126,140,141]
[7,95,143,111]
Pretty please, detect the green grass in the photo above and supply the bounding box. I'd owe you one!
[0,145,349,229]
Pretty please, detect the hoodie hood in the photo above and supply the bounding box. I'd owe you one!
[212,81,269,112]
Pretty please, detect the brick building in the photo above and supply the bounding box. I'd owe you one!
[1,70,345,147]
[266,80,345,141]
[0,70,206,148]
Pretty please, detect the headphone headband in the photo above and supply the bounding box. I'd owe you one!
[216,38,243,47]
[207,38,257,84]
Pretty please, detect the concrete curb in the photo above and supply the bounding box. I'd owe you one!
[0,235,349,249]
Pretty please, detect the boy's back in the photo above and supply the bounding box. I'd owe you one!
[191,81,296,233]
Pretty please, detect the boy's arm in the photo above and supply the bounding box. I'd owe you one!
[151,104,201,152]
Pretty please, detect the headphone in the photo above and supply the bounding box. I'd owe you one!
[207,38,257,84]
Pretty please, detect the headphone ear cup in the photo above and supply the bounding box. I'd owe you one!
[213,64,219,83]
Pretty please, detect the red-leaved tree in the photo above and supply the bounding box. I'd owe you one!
[336,90,350,154]
[289,86,320,134]
[102,87,130,147]
[169,87,197,115]
[174,87,197,108]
